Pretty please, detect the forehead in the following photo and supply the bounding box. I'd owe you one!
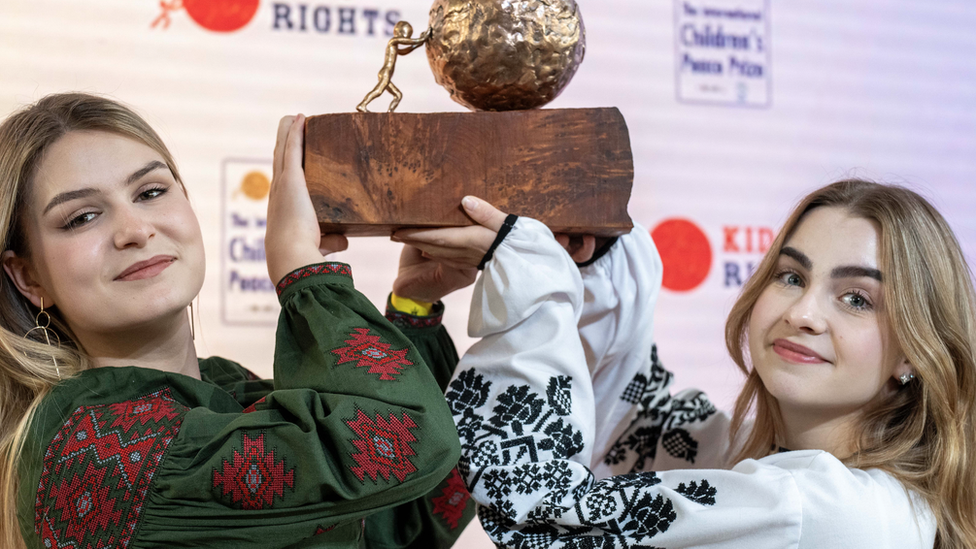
[32,130,163,198]
[784,206,880,269]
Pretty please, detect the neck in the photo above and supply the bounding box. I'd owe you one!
[777,404,860,459]
[73,311,200,380]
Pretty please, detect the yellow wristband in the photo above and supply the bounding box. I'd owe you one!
[390,293,434,316]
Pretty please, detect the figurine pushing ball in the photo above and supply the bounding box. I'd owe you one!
[358,0,586,112]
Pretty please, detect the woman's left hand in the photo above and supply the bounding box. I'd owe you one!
[265,115,348,284]
[392,245,477,303]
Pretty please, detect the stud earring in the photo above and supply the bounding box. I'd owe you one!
[898,373,915,385]
[25,297,61,380]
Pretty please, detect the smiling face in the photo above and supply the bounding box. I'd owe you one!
[748,206,911,428]
[4,130,205,345]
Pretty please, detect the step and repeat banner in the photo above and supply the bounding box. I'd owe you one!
[2,1,975,543]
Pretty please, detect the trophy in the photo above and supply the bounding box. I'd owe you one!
[303,0,634,236]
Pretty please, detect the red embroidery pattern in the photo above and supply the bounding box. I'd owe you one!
[385,307,444,329]
[275,262,352,296]
[331,328,414,381]
[313,524,337,535]
[34,389,188,549]
[242,396,267,414]
[345,409,419,483]
[430,468,471,529]
[212,432,295,510]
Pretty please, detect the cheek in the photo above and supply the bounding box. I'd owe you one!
[837,327,890,382]
[748,290,779,343]
[34,233,105,299]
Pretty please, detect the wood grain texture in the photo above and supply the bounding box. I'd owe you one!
[304,107,634,236]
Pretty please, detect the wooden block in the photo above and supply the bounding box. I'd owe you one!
[303,107,634,236]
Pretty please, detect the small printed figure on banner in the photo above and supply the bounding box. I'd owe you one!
[674,0,771,107]
[152,0,261,32]
[222,159,278,326]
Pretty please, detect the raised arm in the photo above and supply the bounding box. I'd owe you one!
[444,213,932,548]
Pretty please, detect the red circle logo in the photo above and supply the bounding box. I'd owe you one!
[651,219,712,292]
[183,0,259,32]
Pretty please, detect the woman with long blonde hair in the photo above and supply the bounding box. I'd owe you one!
[0,93,468,549]
[395,181,976,547]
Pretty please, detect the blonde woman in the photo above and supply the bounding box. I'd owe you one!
[396,182,976,548]
[0,93,471,549]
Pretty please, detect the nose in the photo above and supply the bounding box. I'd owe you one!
[113,206,155,249]
[783,289,828,334]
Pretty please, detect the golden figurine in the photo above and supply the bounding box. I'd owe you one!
[357,1,585,112]
[356,22,430,113]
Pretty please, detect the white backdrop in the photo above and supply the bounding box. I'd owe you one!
[3,1,975,546]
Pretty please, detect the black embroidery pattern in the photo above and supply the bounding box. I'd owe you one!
[676,480,717,506]
[449,368,718,548]
[604,346,717,468]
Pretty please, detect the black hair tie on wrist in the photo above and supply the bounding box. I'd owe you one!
[477,214,519,270]
[575,236,619,268]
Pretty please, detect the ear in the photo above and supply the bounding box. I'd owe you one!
[892,356,914,382]
[1,250,53,309]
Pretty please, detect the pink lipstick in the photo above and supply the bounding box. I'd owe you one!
[116,255,174,281]
[772,339,829,364]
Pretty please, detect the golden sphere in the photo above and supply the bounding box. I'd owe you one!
[426,0,586,111]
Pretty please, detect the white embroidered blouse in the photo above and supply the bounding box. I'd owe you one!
[446,217,936,549]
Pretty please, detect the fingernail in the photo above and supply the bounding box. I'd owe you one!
[462,196,478,210]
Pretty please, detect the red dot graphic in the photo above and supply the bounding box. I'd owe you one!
[183,0,259,32]
[651,219,712,292]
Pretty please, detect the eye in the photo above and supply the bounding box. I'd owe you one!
[137,186,168,201]
[774,270,803,287]
[841,290,873,311]
[62,211,98,230]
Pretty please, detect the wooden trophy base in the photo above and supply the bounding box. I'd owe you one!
[303,107,634,236]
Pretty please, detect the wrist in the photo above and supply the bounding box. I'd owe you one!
[390,293,434,316]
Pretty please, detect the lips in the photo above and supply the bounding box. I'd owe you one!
[772,339,830,364]
[115,255,175,281]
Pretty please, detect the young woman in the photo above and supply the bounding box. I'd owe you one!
[396,182,976,548]
[0,93,472,549]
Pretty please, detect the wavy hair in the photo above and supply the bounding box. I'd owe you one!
[725,179,976,548]
[0,93,182,548]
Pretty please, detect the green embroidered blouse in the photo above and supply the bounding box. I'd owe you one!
[16,263,473,549]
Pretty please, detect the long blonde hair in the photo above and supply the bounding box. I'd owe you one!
[0,93,183,548]
[725,179,976,548]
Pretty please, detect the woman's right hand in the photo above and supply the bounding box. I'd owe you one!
[265,115,348,284]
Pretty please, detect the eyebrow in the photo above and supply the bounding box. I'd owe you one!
[780,246,883,282]
[42,161,169,215]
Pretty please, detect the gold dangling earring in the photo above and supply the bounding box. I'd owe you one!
[25,297,62,381]
[188,300,195,341]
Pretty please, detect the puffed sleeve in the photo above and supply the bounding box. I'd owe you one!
[357,302,476,549]
[160,264,459,536]
[572,225,730,478]
[447,222,934,549]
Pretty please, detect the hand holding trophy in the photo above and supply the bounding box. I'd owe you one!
[304,0,633,237]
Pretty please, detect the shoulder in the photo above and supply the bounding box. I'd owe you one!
[745,451,936,548]
[22,372,193,549]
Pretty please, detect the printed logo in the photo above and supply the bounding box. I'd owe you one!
[153,0,260,31]
[222,159,278,325]
[150,0,404,37]
[720,223,774,287]
[651,219,712,292]
[674,0,771,107]
[650,219,778,291]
